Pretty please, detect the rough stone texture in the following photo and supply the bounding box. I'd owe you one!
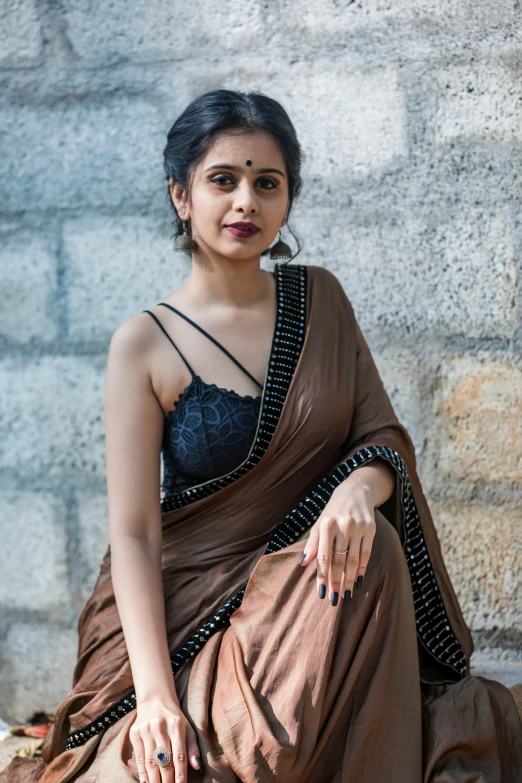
[0,99,163,212]
[0,494,68,612]
[0,1,42,66]
[369,344,425,456]
[64,216,189,341]
[313,205,517,339]
[428,62,522,146]
[0,230,59,344]
[430,501,522,632]
[0,624,77,723]
[435,356,522,484]
[271,65,409,180]
[75,492,110,603]
[1,0,521,720]
[0,356,106,478]
[63,0,270,65]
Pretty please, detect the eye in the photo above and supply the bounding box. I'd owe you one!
[210,174,278,190]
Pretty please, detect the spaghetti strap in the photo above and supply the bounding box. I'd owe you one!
[158,302,263,390]
[142,310,196,378]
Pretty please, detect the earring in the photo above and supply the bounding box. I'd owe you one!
[268,228,293,260]
[174,220,198,253]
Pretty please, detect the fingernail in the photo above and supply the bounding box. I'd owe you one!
[344,589,352,603]
[330,591,339,606]
[297,553,306,566]
[318,584,326,599]
[356,575,364,588]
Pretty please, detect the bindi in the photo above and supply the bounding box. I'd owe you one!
[246,160,252,166]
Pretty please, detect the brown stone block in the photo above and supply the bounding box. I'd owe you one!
[437,356,522,483]
[430,500,521,631]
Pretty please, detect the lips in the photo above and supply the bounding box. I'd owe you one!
[227,221,259,230]
[226,224,260,238]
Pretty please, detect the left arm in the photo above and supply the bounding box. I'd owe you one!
[338,457,396,509]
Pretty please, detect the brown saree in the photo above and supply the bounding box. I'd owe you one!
[3,263,521,782]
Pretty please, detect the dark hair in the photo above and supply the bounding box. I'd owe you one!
[163,89,305,263]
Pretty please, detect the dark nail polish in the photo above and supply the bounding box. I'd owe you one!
[318,584,326,599]
[330,591,339,606]
[344,589,351,602]
[196,756,202,770]
[297,553,306,566]
[356,575,364,588]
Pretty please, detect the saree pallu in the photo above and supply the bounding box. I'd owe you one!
[3,263,521,783]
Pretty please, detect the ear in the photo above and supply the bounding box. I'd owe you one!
[169,178,189,220]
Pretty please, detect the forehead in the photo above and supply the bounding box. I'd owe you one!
[200,129,286,168]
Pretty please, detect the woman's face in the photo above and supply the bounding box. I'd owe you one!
[170,129,289,265]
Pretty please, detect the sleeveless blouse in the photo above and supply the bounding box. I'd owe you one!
[142,302,263,497]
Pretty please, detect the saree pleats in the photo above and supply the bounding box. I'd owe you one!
[2,263,520,782]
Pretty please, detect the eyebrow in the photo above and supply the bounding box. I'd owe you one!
[205,164,286,178]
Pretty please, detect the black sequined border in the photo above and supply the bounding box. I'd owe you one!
[158,262,307,514]
[65,444,467,750]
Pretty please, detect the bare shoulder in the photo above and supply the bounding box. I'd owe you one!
[108,310,158,361]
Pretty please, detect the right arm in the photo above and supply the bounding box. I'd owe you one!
[105,316,201,782]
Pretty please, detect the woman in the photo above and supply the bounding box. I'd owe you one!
[3,89,521,783]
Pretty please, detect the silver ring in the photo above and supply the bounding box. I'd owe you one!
[334,547,349,555]
[152,746,171,767]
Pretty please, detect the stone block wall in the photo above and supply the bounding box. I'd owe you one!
[0,0,521,720]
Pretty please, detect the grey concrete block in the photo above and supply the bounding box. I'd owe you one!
[0,0,42,66]
[428,62,522,146]
[0,623,77,723]
[0,493,68,611]
[0,232,58,344]
[265,64,408,180]
[0,99,162,212]
[369,344,425,457]
[283,0,518,54]
[306,205,516,338]
[0,356,106,477]
[76,492,110,601]
[64,216,189,341]
[63,0,270,65]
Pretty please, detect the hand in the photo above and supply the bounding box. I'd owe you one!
[297,478,377,606]
[130,696,201,782]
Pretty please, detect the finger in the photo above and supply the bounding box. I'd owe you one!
[328,532,349,606]
[169,731,187,783]
[185,722,202,772]
[151,733,174,783]
[344,537,361,599]
[316,517,335,600]
[355,529,375,587]
[143,735,162,783]
[298,525,319,566]
[131,735,148,783]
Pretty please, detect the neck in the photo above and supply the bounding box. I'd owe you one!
[184,257,274,310]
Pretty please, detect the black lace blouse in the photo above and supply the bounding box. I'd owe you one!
[141,303,263,498]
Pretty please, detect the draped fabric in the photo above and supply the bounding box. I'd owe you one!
[2,263,521,783]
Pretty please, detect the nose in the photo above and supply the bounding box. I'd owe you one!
[233,179,259,214]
